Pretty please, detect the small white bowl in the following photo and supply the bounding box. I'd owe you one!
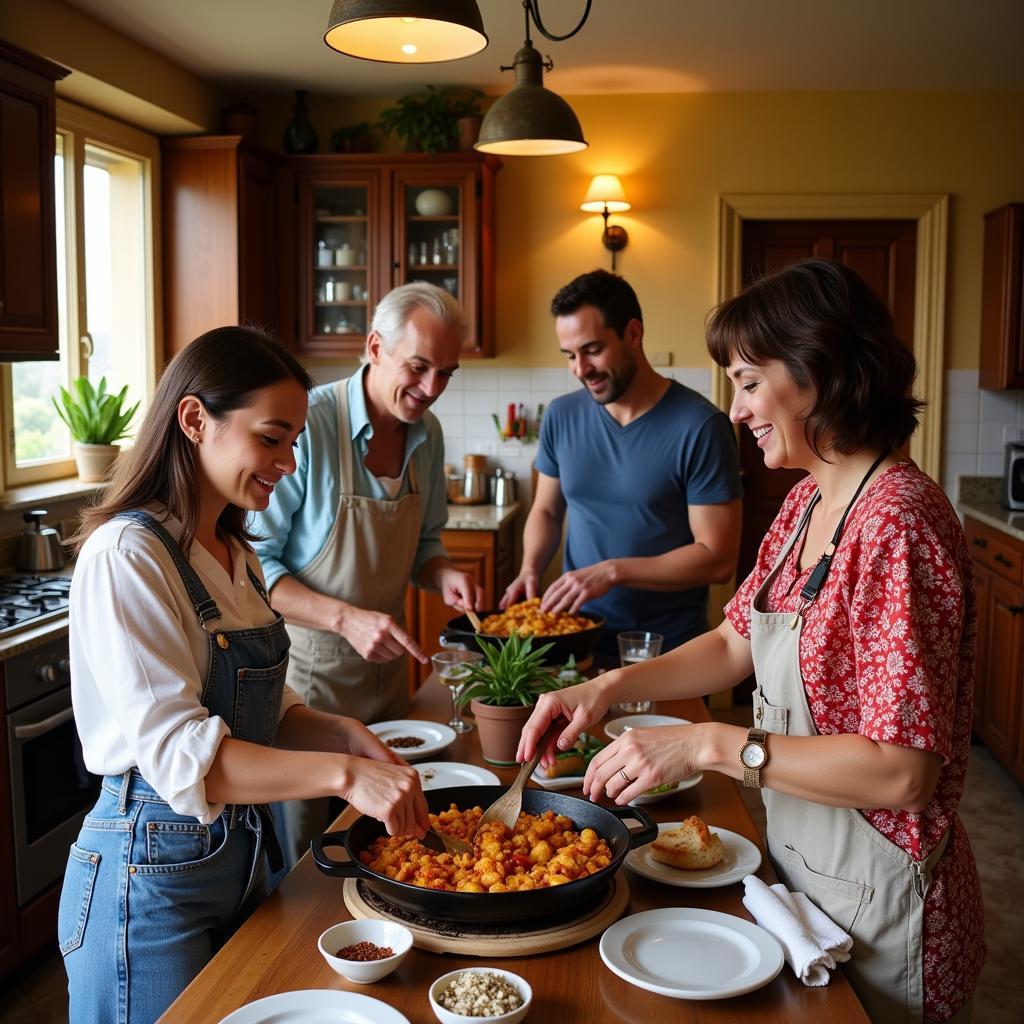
[429,967,533,1024]
[317,920,413,984]
[604,714,691,739]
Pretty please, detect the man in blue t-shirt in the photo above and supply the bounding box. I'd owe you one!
[502,270,742,656]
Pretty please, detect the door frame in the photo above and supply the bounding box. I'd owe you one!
[713,193,949,483]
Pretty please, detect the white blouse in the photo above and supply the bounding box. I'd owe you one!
[70,513,304,823]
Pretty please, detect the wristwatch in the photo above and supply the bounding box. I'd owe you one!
[739,727,769,788]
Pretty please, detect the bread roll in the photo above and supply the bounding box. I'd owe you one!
[650,816,725,870]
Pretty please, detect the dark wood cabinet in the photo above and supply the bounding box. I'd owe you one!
[978,203,1024,390]
[0,40,68,360]
[405,521,516,692]
[162,136,280,359]
[965,515,1024,783]
[280,153,500,359]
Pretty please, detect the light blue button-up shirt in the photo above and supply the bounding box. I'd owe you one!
[250,365,449,592]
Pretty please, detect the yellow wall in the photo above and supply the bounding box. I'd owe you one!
[277,89,1024,372]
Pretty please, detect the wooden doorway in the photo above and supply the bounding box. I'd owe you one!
[734,218,918,587]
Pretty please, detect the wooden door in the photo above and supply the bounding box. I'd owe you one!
[735,219,918,590]
[977,571,1024,766]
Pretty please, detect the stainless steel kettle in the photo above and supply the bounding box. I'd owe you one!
[16,510,65,572]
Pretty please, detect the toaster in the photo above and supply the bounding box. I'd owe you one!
[1004,442,1024,510]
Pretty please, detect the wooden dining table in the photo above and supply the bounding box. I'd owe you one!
[159,678,869,1023]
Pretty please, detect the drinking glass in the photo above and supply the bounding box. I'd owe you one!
[615,631,663,714]
[431,650,484,733]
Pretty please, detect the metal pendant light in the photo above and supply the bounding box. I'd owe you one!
[324,0,488,64]
[475,0,591,156]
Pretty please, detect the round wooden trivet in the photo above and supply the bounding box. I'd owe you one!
[342,873,629,956]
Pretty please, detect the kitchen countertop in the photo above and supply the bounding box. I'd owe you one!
[158,682,868,1024]
[0,565,74,659]
[959,500,1024,544]
[444,502,519,531]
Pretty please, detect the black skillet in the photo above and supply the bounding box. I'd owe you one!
[311,785,656,923]
[440,610,605,666]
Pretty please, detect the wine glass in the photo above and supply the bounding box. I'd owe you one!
[431,650,484,733]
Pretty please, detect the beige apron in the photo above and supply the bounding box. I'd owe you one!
[750,494,950,1024]
[279,379,423,864]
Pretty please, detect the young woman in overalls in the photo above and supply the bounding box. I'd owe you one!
[59,327,431,1024]
[519,259,984,1023]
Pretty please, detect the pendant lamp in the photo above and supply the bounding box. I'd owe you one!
[324,0,488,64]
[475,0,591,156]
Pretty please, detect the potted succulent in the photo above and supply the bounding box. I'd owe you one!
[458,634,575,765]
[53,376,139,482]
[377,86,478,155]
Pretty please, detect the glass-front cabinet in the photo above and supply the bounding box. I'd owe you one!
[292,154,499,359]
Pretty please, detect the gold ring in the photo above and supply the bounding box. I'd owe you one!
[619,767,635,786]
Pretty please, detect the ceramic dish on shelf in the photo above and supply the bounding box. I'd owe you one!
[367,720,457,761]
[599,907,783,999]
[415,762,500,790]
[603,714,691,739]
[217,990,410,1023]
[624,822,761,888]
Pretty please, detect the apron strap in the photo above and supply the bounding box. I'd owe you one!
[911,826,952,901]
[115,510,223,628]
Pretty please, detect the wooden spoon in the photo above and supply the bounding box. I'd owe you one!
[421,827,473,857]
[465,608,484,633]
[476,720,563,834]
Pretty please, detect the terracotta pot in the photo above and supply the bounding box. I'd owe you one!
[457,115,482,151]
[469,699,534,766]
[75,442,120,483]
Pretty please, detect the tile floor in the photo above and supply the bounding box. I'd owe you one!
[0,736,1021,1023]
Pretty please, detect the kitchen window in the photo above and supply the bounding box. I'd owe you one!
[0,100,159,488]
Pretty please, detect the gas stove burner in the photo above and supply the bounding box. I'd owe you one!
[0,573,72,637]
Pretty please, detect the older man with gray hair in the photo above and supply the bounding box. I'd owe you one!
[253,282,481,864]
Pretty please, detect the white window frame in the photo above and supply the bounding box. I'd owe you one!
[0,99,161,488]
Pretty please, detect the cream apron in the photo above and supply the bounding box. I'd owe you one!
[279,379,422,863]
[750,493,950,1024]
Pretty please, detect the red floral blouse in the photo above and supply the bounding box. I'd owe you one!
[726,461,984,1022]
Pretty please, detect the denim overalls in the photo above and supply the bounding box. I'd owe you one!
[58,512,290,1024]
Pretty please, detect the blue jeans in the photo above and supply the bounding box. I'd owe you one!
[59,772,264,1024]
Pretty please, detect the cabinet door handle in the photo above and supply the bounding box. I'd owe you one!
[1009,605,1024,615]
[972,537,988,548]
[995,553,1013,568]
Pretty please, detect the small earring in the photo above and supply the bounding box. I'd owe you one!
[191,434,200,446]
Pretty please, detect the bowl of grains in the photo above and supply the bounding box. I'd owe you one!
[317,920,413,984]
[428,968,532,1024]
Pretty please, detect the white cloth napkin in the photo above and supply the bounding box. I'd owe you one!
[742,875,853,986]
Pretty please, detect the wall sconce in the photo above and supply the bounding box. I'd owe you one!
[581,174,630,271]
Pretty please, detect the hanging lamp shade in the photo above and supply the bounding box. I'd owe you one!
[581,174,630,213]
[475,42,588,156]
[324,0,488,63]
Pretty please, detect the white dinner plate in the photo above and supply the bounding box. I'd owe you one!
[603,714,691,739]
[368,720,457,761]
[415,761,500,789]
[529,766,703,803]
[628,772,703,805]
[218,989,411,1023]
[625,822,762,888]
[599,908,784,999]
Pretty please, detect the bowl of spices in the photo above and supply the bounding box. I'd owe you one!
[429,968,532,1024]
[317,920,413,984]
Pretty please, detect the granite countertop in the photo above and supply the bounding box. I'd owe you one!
[444,502,520,530]
[956,475,1024,543]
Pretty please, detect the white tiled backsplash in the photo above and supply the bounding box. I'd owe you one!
[943,370,1023,507]
[432,366,713,507]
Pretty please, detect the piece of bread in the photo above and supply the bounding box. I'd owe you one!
[650,816,725,870]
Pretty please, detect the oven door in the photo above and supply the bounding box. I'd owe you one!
[7,686,100,905]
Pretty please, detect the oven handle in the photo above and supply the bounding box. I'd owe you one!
[14,706,74,740]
